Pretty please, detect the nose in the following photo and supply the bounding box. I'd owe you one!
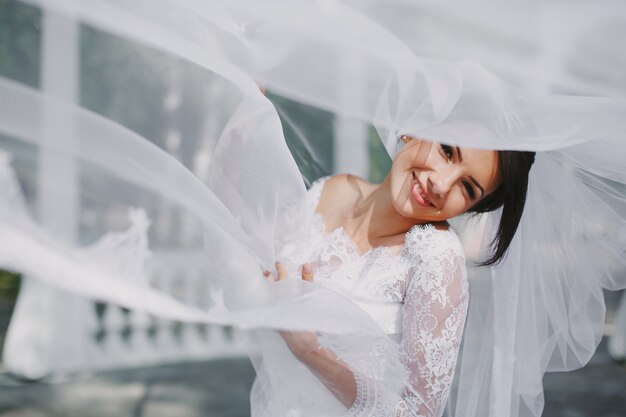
[429,166,458,199]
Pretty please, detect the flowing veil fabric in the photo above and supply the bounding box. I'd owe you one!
[0,1,625,417]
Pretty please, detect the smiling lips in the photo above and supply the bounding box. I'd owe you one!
[411,171,434,208]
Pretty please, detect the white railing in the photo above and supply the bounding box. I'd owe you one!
[3,250,248,380]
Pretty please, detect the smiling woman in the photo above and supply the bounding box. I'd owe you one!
[265,171,470,416]
[390,136,535,265]
[256,136,534,415]
[390,137,502,219]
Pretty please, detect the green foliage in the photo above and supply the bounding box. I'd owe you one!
[368,127,391,183]
[0,0,41,87]
[267,92,335,185]
[0,269,21,300]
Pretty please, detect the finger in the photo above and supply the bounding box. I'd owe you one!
[263,270,276,283]
[301,263,314,282]
[276,262,288,281]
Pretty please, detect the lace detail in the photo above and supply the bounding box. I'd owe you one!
[279,176,469,417]
[345,238,467,417]
[303,177,458,304]
[396,240,468,417]
[85,208,152,286]
[0,152,153,287]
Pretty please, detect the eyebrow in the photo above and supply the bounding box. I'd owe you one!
[456,146,485,197]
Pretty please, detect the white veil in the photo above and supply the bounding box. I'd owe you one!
[0,1,625,417]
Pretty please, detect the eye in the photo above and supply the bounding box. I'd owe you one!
[462,181,476,200]
[440,144,453,160]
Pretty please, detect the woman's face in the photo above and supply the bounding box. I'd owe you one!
[389,137,501,223]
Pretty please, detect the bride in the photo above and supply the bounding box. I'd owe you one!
[262,137,534,416]
[0,1,624,417]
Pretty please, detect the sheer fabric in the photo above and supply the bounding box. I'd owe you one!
[0,1,625,417]
[279,179,469,416]
[253,177,468,417]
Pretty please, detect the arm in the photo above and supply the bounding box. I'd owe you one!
[264,262,357,408]
[327,245,468,417]
[267,247,468,416]
[287,337,358,408]
[395,247,469,417]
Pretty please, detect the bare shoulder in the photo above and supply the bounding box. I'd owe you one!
[317,174,371,224]
[323,173,368,194]
[320,174,371,203]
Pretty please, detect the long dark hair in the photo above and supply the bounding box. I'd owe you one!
[468,150,536,266]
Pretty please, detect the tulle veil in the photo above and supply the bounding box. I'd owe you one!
[0,1,625,417]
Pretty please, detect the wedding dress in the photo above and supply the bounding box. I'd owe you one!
[0,1,625,417]
[255,176,468,417]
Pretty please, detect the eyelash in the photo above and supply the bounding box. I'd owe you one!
[441,144,453,160]
[463,181,476,199]
[439,144,476,200]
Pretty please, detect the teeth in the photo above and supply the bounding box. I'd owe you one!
[419,184,430,203]
[412,172,432,206]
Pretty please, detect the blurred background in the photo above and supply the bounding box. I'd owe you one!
[0,1,624,416]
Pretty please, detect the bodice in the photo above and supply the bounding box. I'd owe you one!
[277,176,466,335]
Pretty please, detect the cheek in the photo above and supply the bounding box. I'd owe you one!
[389,165,410,196]
[392,142,432,172]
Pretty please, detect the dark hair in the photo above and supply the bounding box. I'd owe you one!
[468,150,536,266]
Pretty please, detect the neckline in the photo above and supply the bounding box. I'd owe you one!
[310,176,454,259]
[312,212,448,259]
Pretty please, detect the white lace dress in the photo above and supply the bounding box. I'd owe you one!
[271,177,469,417]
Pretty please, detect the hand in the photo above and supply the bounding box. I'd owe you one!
[263,261,314,284]
[263,262,319,358]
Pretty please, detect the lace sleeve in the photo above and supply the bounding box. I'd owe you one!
[396,242,469,417]
[347,232,469,417]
